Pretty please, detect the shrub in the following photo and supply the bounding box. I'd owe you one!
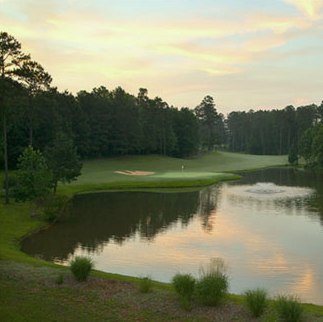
[244,288,268,317]
[275,295,303,322]
[139,276,153,293]
[70,256,93,282]
[172,273,196,310]
[195,258,229,306]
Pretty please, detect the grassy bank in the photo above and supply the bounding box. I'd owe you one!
[1,151,323,320]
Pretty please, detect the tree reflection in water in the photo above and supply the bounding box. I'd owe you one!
[22,189,218,261]
[198,186,220,233]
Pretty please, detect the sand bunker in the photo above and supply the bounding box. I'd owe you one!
[115,170,155,176]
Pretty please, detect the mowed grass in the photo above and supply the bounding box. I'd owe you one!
[61,151,287,193]
[0,201,46,264]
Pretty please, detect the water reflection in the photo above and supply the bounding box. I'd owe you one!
[225,183,314,217]
[237,168,323,224]
[198,185,220,233]
[22,168,323,304]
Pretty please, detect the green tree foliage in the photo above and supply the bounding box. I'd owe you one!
[288,143,298,165]
[15,60,52,145]
[299,124,323,168]
[0,31,30,203]
[45,131,82,193]
[1,79,29,167]
[75,87,197,158]
[110,86,142,155]
[173,107,199,157]
[227,104,317,155]
[14,146,52,204]
[195,96,224,151]
[77,86,117,157]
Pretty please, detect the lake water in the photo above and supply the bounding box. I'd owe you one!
[22,168,323,305]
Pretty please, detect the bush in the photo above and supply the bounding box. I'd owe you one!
[244,288,268,317]
[139,276,153,293]
[275,295,303,322]
[195,258,229,306]
[172,273,196,310]
[70,256,93,282]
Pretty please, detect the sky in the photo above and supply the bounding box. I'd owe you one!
[1,0,323,114]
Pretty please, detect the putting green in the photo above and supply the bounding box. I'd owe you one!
[153,171,231,179]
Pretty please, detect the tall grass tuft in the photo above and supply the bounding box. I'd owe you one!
[244,288,268,317]
[70,256,93,282]
[139,276,153,293]
[172,273,196,310]
[195,258,229,306]
[275,295,303,322]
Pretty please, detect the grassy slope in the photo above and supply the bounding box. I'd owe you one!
[1,151,323,320]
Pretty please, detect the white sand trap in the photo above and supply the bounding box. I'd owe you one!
[114,170,155,176]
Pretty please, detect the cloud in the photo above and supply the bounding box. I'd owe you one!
[284,0,323,19]
[150,14,305,77]
[247,12,310,33]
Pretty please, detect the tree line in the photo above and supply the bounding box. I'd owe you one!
[226,104,323,155]
[1,31,323,201]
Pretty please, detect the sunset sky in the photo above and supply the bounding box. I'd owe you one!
[1,0,323,114]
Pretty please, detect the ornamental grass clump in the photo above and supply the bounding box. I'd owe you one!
[275,295,303,322]
[70,256,93,282]
[244,288,268,317]
[139,276,153,293]
[195,258,229,307]
[172,273,196,310]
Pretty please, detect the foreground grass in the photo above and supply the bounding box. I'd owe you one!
[1,151,323,320]
[1,259,323,321]
[0,261,179,322]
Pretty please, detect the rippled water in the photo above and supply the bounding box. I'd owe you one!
[22,168,323,304]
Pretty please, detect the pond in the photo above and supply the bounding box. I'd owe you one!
[22,168,323,305]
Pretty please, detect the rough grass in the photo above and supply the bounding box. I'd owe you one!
[0,201,49,264]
